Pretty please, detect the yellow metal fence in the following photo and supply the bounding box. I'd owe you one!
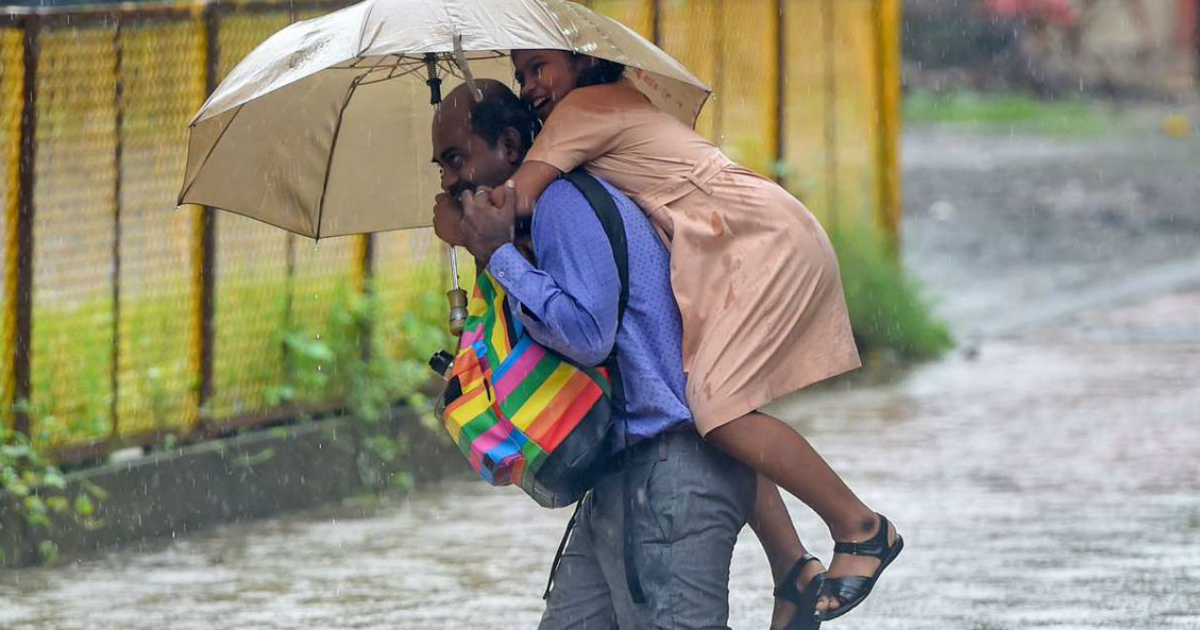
[0,0,899,461]
[597,0,901,236]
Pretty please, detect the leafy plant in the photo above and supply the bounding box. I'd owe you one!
[831,224,953,361]
[0,418,108,564]
[273,285,450,491]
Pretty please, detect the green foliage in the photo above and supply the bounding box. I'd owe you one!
[831,224,953,361]
[28,288,196,450]
[272,285,450,491]
[0,422,107,563]
[905,89,1110,136]
[36,540,60,564]
[27,299,114,448]
[26,264,446,452]
[231,448,277,469]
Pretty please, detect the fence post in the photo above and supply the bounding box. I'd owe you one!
[821,0,839,231]
[775,0,786,186]
[873,0,902,252]
[651,0,661,45]
[713,0,725,145]
[1,22,23,430]
[193,3,218,421]
[110,18,125,441]
[355,234,374,363]
[12,15,40,438]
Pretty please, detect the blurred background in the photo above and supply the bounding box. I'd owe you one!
[0,1,1197,629]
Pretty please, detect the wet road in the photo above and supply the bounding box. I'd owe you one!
[2,128,1199,629]
[902,126,1200,336]
[1,296,1196,630]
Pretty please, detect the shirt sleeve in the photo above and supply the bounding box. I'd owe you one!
[485,182,620,368]
[525,87,621,175]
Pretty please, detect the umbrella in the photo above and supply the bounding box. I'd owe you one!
[177,0,710,240]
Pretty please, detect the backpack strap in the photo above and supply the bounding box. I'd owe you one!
[560,170,630,355]
[558,170,648,604]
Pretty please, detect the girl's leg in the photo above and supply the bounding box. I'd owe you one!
[707,411,899,615]
[749,475,825,630]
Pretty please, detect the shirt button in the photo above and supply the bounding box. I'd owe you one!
[497,271,505,278]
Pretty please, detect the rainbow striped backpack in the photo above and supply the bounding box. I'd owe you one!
[439,172,628,508]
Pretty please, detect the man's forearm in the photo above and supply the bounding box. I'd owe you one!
[487,244,616,367]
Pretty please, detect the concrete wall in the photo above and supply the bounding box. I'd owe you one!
[1,407,462,567]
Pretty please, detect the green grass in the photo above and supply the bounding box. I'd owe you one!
[22,264,447,452]
[904,89,1112,136]
[19,225,948,451]
[27,298,117,449]
[832,224,953,362]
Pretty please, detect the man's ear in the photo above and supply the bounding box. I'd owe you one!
[498,126,524,166]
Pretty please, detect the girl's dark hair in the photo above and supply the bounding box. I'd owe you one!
[571,53,626,87]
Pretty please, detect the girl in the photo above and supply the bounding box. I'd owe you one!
[497,50,903,629]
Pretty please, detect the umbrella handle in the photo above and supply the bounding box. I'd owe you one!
[424,53,442,104]
[447,288,468,335]
[447,246,468,335]
[449,245,462,291]
[452,35,484,103]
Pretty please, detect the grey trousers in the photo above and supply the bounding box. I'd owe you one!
[538,430,757,630]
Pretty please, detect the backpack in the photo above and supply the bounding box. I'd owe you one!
[438,171,628,508]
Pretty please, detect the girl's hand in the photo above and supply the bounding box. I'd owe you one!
[502,162,562,216]
[488,184,508,210]
[459,182,517,266]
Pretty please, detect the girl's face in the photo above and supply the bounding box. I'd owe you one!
[512,50,584,121]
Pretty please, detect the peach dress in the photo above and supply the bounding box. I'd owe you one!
[526,79,861,434]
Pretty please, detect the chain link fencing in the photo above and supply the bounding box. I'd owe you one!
[0,0,898,459]
[1,26,24,431]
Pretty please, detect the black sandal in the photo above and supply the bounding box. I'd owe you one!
[815,513,904,622]
[773,553,825,630]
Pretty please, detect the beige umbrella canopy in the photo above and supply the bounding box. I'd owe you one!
[178,0,710,239]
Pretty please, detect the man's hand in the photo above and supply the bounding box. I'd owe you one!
[460,182,517,266]
[432,192,467,247]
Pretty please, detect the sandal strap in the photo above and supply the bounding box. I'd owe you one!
[820,574,872,604]
[832,513,891,560]
[773,553,822,599]
[832,540,889,558]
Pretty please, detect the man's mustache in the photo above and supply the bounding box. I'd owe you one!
[448,180,476,201]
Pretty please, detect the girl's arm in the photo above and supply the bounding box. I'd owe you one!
[489,161,562,216]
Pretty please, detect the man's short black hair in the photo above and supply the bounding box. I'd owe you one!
[469,80,541,150]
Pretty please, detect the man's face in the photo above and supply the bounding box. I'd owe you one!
[431,98,518,197]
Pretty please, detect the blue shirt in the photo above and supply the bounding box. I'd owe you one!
[487,178,691,447]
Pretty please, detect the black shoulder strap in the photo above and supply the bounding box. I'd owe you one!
[560,169,630,344]
[559,170,646,605]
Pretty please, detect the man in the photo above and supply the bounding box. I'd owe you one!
[430,79,756,630]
